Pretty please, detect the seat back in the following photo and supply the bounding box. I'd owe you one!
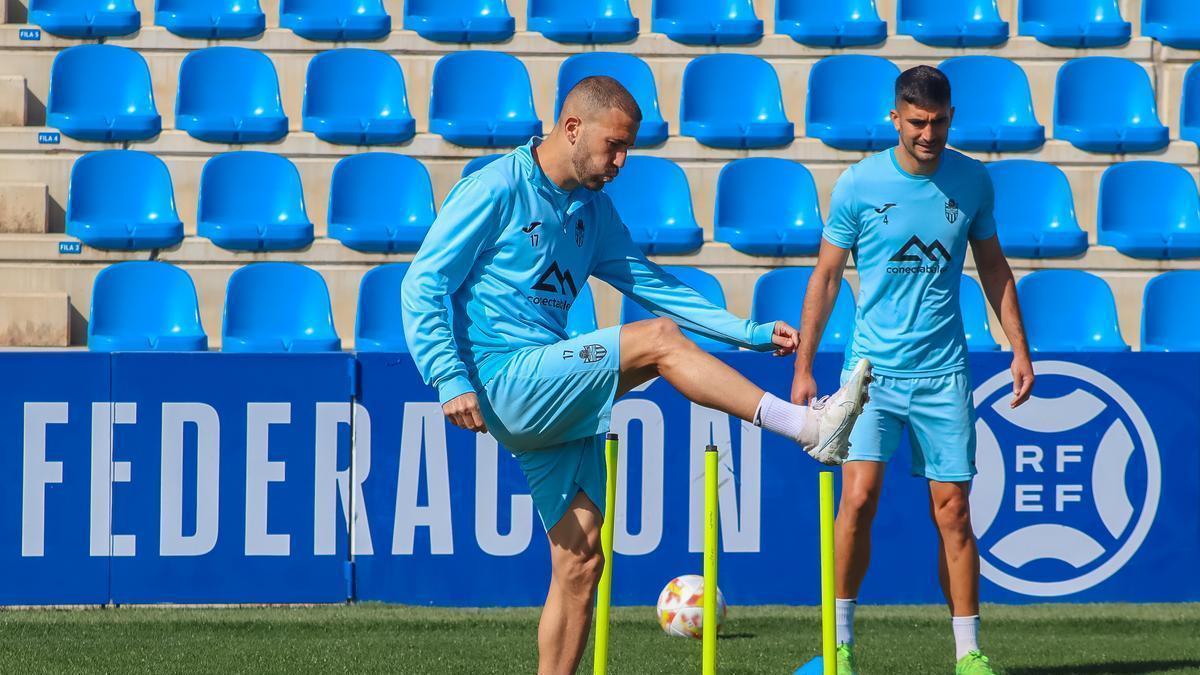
[960,275,1000,351]
[48,44,158,121]
[1017,270,1128,351]
[89,261,207,351]
[68,150,180,229]
[177,47,284,120]
[356,263,411,352]
[304,49,410,121]
[199,152,310,227]
[681,54,789,129]
[430,51,539,127]
[330,153,435,230]
[1142,271,1200,351]
[715,158,821,232]
[223,262,340,352]
[751,267,856,352]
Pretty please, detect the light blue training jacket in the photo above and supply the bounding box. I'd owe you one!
[401,139,777,405]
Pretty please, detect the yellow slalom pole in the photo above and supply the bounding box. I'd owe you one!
[593,433,619,675]
[819,472,836,675]
[703,444,720,675]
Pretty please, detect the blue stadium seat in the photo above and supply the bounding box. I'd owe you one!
[198,152,314,252]
[603,156,702,255]
[156,0,266,39]
[714,158,823,256]
[67,150,183,250]
[404,0,514,42]
[429,51,543,147]
[47,45,161,142]
[1142,0,1200,49]
[986,160,1087,258]
[329,153,434,253]
[556,53,668,147]
[1142,271,1200,351]
[462,154,504,177]
[302,49,415,145]
[280,0,390,41]
[806,55,898,151]
[940,56,1044,152]
[356,263,411,352]
[1181,63,1200,146]
[529,0,638,43]
[1016,270,1128,352]
[1054,58,1167,154]
[960,275,1000,351]
[176,47,287,144]
[30,0,140,37]
[1098,161,1200,259]
[1019,0,1130,47]
[566,283,599,338]
[223,263,341,353]
[680,54,793,149]
[651,0,763,45]
[897,0,1008,47]
[775,0,886,47]
[751,267,855,352]
[89,262,207,352]
[621,266,732,351]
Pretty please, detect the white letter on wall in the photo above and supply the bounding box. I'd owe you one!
[392,402,453,555]
[160,403,220,557]
[245,402,291,556]
[22,402,68,557]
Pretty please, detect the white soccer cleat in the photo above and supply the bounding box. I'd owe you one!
[805,358,872,466]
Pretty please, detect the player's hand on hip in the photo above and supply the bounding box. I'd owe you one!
[1010,355,1034,408]
[443,392,488,433]
[790,370,818,406]
[771,321,799,357]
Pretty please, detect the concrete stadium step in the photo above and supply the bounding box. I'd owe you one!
[0,182,47,233]
[0,291,68,346]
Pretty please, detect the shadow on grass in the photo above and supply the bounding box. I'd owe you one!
[717,633,756,640]
[1008,660,1200,674]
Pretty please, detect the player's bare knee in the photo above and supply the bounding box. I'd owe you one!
[841,484,881,522]
[932,493,971,534]
[559,549,604,599]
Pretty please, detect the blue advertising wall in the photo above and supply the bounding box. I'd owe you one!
[0,351,1195,606]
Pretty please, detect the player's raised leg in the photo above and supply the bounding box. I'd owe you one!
[539,490,604,675]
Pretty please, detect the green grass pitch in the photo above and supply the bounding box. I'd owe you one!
[0,603,1197,674]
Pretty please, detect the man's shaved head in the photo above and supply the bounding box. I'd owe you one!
[551,76,641,191]
[561,76,643,123]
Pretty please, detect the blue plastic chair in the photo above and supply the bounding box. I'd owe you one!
[430,51,543,147]
[1098,162,1200,259]
[529,0,638,43]
[404,0,515,42]
[940,56,1044,152]
[603,156,702,255]
[652,0,762,45]
[176,47,287,144]
[960,275,1000,351]
[280,0,391,41]
[329,153,434,253]
[556,53,668,147]
[47,45,161,142]
[1019,0,1130,47]
[1142,271,1200,351]
[681,54,793,149]
[566,282,599,338]
[462,154,504,177]
[806,55,898,151]
[751,268,855,352]
[89,262,207,352]
[897,0,1008,47]
[222,263,341,353]
[30,0,140,37]
[1181,63,1200,146]
[303,49,415,145]
[1143,0,1200,49]
[775,0,886,47]
[156,0,265,39]
[1016,270,1128,352]
[198,152,314,252]
[1054,58,1167,154]
[714,158,823,257]
[622,266,732,351]
[67,150,183,250]
[356,263,411,352]
[986,160,1087,258]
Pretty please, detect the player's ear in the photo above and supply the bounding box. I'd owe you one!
[563,115,583,144]
[890,108,901,132]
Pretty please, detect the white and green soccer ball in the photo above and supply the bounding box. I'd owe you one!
[655,574,726,639]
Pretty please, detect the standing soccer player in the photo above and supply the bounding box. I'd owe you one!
[402,76,872,675]
[791,66,1035,675]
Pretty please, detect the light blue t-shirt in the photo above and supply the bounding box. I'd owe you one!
[823,148,997,377]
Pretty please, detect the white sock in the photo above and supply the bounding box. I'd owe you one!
[952,615,980,660]
[835,598,856,646]
[753,393,815,446]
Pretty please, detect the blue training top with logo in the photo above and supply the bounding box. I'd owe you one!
[823,147,997,377]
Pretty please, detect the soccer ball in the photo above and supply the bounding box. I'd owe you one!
[655,574,726,639]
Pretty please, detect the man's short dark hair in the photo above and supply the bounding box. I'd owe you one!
[895,65,951,109]
[562,75,643,123]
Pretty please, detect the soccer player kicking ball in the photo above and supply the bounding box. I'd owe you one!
[791,66,1035,675]
[402,76,872,675]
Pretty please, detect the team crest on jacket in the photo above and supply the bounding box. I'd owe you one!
[945,198,959,224]
[575,219,585,247]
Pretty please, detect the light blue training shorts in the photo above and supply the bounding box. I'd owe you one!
[476,326,622,530]
[842,368,977,482]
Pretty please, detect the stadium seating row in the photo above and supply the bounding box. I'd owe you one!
[24,0,1200,50]
[44,45,1196,154]
[85,260,1200,353]
[67,149,1200,259]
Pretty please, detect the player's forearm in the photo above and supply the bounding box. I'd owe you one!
[400,270,475,403]
[794,269,840,374]
[978,258,1030,359]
